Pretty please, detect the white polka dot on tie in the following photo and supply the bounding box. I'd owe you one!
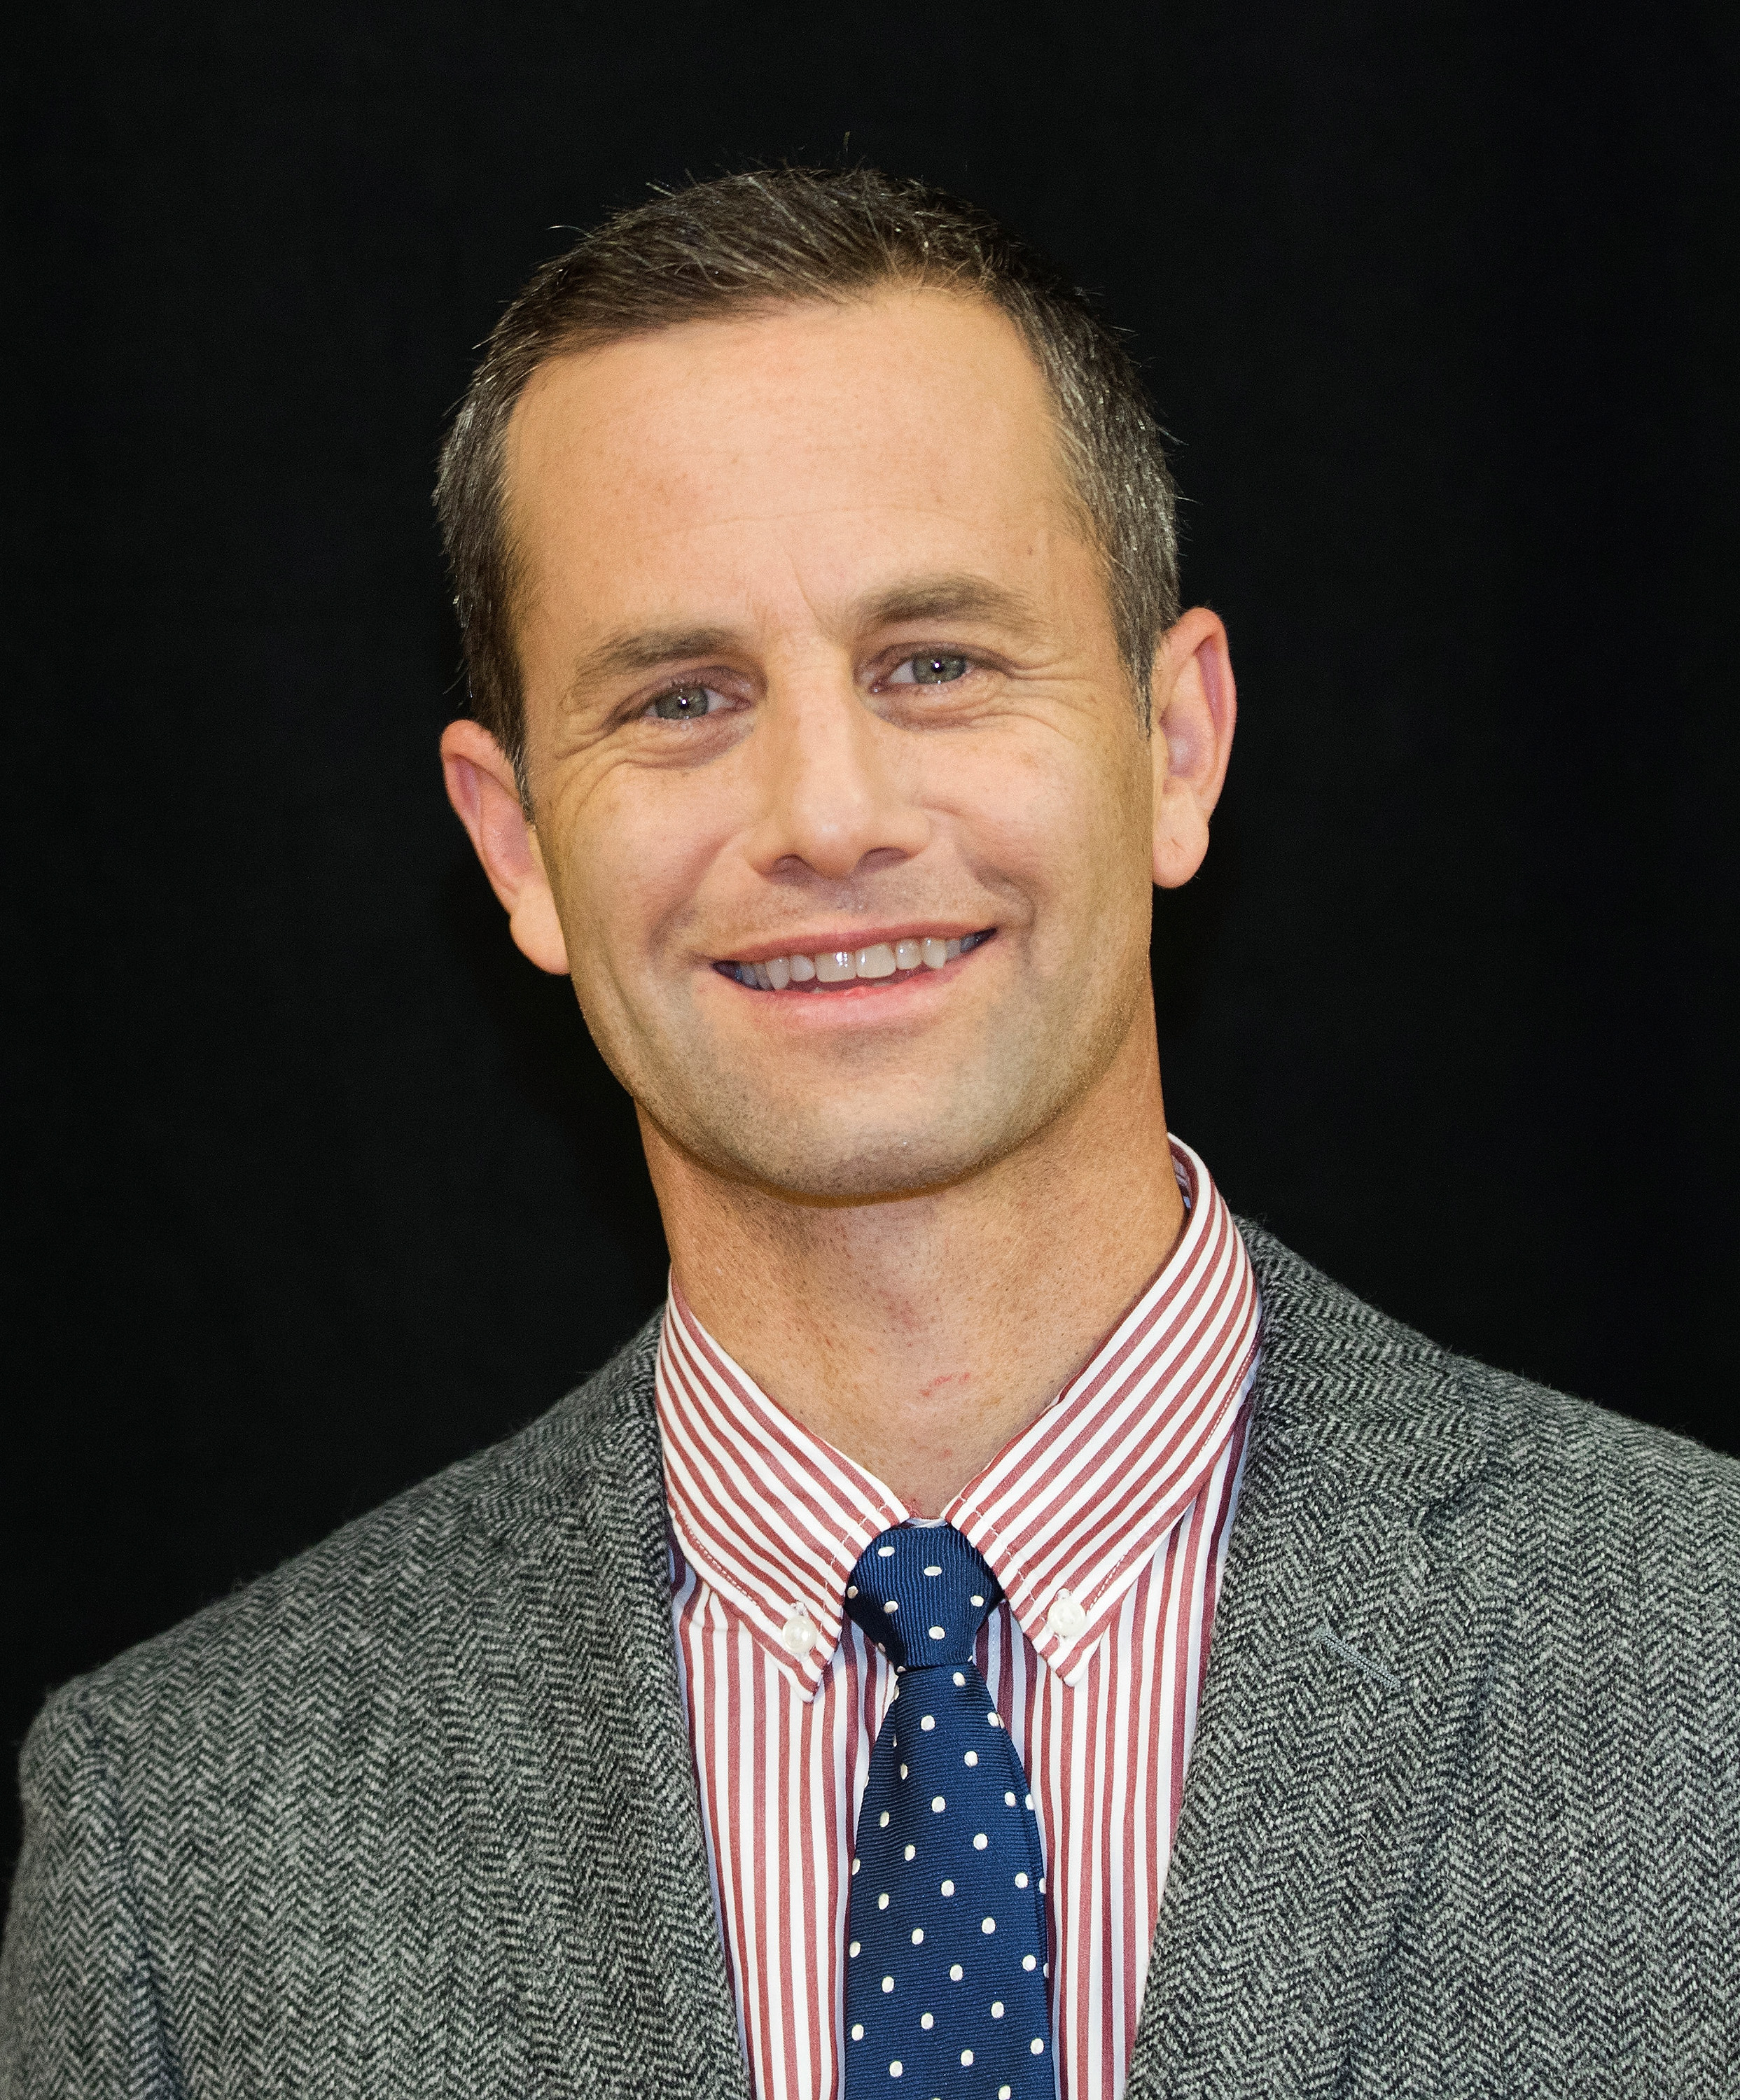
[982,1917,996,1934]
[924,1565,942,1577]
[961,2050,974,2067]
[850,1940,860,1957]
[847,1585,859,1598]
[1025,1793,1034,1809]
[900,1765,909,1779]
[921,2014,933,2030]
[879,1810,890,1827]
[1005,1791,1016,1807]
[884,1600,899,1614]
[1015,1872,1029,1889]
[921,1716,935,1732]
[964,1751,978,1767]
[949,1963,963,1981]
[889,2060,903,2078]
[931,1796,946,1813]
[1001,2089,1012,2099]
[1030,2038,1045,2055]
[991,2002,1005,2019]
[911,1927,924,1945]
[1039,1877,1047,1893]
[882,1977,894,1994]
[973,1833,988,1849]
[851,2023,863,2040]
[879,1546,896,1558]
[953,1672,966,1686]
[878,1893,890,1910]
[928,1626,946,1640]
[904,1843,916,1861]
[1022,1955,1036,1971]
[970,1594,984,1607]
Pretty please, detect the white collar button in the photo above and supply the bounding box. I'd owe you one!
[1046,1589,1087,1640]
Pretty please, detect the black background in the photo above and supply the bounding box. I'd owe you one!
[6,0,1737,1896]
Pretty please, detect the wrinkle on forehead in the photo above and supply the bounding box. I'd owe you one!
[507,289,1073,534]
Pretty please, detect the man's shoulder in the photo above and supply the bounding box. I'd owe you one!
[1239,1215,1740,1588]
[25,1312,664,1774]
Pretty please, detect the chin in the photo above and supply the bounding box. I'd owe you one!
[661,1089,1024,1204]
[634,1019,1111,1205]
[746,1127,1003,1203]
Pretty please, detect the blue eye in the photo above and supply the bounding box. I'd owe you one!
[907,654,969,685]
[648,685,718,721]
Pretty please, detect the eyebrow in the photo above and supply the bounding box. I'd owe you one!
[563,572,1045,708]
[566,624,740,694]
[852,572,1043,634]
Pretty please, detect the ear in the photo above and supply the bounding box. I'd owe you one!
[1148,607,1237,890]
[440,720,571,974]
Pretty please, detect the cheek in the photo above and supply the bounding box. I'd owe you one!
[543,764,726,996]
[947,735,1146,913]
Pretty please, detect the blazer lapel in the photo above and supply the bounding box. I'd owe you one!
[431,1329,751,2100]
[1126,1230,1519,2099]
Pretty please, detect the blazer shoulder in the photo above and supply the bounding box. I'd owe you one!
[37,1310,664,1748]
[1237,1216,1740,1587]
[1454,1352,1740,1614]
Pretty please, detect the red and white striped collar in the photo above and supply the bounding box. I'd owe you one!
[655,1136,1260,1698]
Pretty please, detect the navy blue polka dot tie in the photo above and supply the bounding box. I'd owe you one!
[842,1524,1052,2097]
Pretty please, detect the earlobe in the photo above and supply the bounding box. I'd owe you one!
[439,720,571,975]
[1149,609,1237,890]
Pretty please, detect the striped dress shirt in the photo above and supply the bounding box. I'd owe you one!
[657,1137,1261,2100]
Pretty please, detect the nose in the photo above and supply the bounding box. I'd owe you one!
[741,673,931,882]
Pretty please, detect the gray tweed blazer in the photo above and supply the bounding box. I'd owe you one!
[4,1226,1737,2098]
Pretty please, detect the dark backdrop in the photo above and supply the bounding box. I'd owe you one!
[7,0,1737,1895]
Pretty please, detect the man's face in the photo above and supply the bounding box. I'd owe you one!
[504,289,1164,1199]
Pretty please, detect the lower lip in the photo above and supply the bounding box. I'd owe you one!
[714,931,996,1007]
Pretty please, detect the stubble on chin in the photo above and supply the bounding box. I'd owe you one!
[634,1054,1015,1204]
[629,986,1134,1208]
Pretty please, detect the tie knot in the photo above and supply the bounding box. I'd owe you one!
[843,1524,1000,1669]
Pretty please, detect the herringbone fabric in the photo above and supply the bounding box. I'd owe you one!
[4,1226,1738,2098]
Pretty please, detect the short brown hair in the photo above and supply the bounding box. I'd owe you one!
[435,167,1180,788]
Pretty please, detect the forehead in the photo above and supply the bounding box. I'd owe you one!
[502,290,1087,631]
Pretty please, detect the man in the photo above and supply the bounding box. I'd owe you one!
[3,167,1735,2100]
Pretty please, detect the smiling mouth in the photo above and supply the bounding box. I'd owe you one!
[716,929,996,992]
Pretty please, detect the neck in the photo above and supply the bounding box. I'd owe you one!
[641,1007,1184,1518]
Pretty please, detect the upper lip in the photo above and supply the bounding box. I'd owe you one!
[711,923,994,965]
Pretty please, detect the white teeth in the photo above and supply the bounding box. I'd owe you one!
[729,932,987,990]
